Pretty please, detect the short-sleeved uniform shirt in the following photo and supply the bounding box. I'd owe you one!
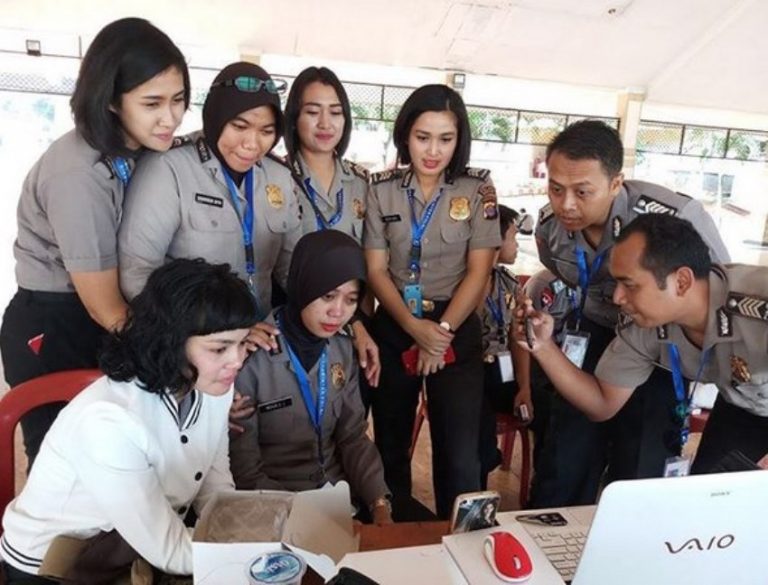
[523,269,576,345]
[118,132,302,313]
[289,153,368,245]
[364,167,501,300]
[595,265,768,417]
[14,129,130,292]
[536,180,731,328]
[480,265,519,359]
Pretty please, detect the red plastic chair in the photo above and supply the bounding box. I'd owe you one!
[0,369,101,528]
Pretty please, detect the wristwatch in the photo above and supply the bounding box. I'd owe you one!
[439,320,453,333]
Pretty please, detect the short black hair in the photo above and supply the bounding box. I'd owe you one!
[71,18,190,157]
[616,214,711,288]
[546,120,623,178]
[283,66,353,160]
[100,259,257,395]
[499,205,519,239]
[393,84,471,181]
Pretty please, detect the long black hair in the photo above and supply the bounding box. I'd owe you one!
[100,259,257,395]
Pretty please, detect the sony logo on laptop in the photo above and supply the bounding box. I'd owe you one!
[665,534,735,554]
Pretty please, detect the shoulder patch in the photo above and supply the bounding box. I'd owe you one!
[633,195,678,216]
[195,137,212,163]
[371,168,404,185]
[344,160,370,181]
[463,166,491,181]
[538,203,554,225]
[725,292,768,322]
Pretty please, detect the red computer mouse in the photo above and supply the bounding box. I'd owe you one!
[483,531,533,582]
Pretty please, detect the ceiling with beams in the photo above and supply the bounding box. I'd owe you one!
[1,0,764,114]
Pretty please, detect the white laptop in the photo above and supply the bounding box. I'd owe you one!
[514,470,768,585]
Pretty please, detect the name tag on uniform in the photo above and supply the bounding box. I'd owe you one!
[382,214,402,223]
[258,396,293,413]
[561,331,590,369]
[195,193,224,208]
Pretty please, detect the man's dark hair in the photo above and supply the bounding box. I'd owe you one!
[617,214,712,288]
[546,119,623,178]
[71,18,190,157]
[100,259,256,395]
[283,66,353,160]
[499,205,519,239]
[393,84,471,181]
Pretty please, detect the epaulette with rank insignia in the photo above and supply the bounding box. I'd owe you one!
[195,137,212,163]
[633,195,678,216]
[371,168,404,185]
[345,160,370,182]
[170,135,193,149]
[266,152,292,170]
[538,203,555,225]
[725,292,768,322]
[463,167,491,181]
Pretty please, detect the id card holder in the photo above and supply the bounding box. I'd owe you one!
[496,350,514,382]
[663,455,691,477]
[404,284,423,318]
[561,330,590,369]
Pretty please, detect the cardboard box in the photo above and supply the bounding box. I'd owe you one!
[193,482,359,584]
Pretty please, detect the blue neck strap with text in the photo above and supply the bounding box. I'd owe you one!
[113,157,132,187]
[574,245,607,327]
[407,188,443,281]
[667,343,711,446]
[485,269,507,336]
[303,177,344,231]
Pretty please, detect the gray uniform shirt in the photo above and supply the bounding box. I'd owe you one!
[290,153,368,245]
[536,180,730,328]
[480,266,520,358]
[118,132,301,313]
[364,167,501,299]
[595,265,768,417]
[229,312,389,506]
[14,129,129,292]
[523,269,575,345]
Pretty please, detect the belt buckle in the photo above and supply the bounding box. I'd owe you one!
[422,299,435,312]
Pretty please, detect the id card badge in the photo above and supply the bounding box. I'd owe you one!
[496,350,514,383]
[404,284,423,317]
[561,330,590,369]
[663,455,691,477]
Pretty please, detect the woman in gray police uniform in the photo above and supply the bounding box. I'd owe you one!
[0,18,189,467]
[118,62,301,324]
[282,66,381,399]
[230,230,392,524]
[365,85,500,519]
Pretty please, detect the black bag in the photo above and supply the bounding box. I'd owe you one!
[326,567,380,585]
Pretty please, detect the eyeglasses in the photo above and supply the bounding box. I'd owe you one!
[211,76,287,95]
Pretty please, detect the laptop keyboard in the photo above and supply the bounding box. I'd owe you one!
[529,529,587,583]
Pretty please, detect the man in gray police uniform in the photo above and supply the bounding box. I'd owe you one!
[523,214,768,473]
[532,120,730,506]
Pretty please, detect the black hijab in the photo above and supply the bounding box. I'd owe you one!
[282,231,367,370]
[202,62,283,185]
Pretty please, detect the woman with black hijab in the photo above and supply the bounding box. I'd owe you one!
[229,230,392,524]
[118,61,301,333]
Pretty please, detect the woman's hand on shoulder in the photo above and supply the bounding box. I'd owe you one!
[246,322,280,352]
[351,320,381,388]
[229,391,254,434]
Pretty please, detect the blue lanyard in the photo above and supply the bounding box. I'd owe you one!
[303,177,344,231]
[574,246,607,326]
[222,167,255,276]
[113,157,132,187]
[667,344,711,446]
[407,188,443,281]
[485,270,506,329]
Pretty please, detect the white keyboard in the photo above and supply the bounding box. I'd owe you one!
[529,528,587,582]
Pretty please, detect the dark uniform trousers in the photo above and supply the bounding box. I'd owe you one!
[371,303,483,520]
[0,289,104,467]
[529,316,681,507]
[478,362,518,489]
[691,395,768,473]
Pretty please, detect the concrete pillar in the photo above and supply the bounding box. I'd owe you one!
[616,89,645,179]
